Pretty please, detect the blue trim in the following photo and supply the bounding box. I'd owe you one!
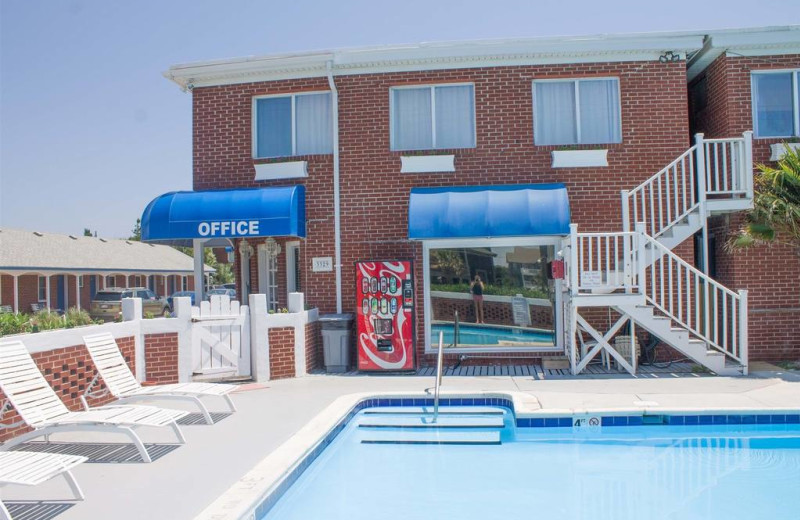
[56,275,64,310]
[141,186,306,245]
[408,183,570,240]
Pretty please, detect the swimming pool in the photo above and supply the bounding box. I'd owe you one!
[260,404,800,520]
[431,322,554,346]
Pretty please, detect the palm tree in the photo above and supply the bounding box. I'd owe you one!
[730,144,800,250]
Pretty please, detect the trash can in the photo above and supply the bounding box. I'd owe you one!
[319,313,354,373]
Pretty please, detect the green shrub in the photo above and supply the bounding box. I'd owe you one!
[64,307,94,328]
[31,310,65,331]
[0,313,32,336]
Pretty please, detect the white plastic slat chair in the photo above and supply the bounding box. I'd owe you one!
[83,333,237,424]
[0,451,87,520]
[0,340,188,463]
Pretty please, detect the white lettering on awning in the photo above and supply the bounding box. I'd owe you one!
[196,220,261,237]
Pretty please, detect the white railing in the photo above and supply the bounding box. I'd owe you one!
[568,224,640,295]
[638,230,748,366]
[622,132,753,238]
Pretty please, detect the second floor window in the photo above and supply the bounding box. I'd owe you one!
[533,78,621,145]
[390,84,476,151]
[38,276,46,301]
[752,71,799,138]
[254,92,333,158]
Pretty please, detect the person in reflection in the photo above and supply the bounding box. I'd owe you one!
[470,275,485,324]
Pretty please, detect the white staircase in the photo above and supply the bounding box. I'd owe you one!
[565,132,754,376]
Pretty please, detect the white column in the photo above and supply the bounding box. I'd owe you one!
[45,275,51,310]
[249,293,269,382]
[193,239,205,304]
[13,275,19,313]
[75,275,81,310]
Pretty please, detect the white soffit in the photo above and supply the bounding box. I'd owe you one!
[165,32,705,89]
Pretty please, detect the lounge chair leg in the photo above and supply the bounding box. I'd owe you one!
[187,396,214,425]
[118,426,152,463]
[63,469,85,501]
[1,499,11,520]
[224,394,237,413]
[170,421,186,444]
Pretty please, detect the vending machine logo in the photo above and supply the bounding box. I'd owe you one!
[355,260,414,371]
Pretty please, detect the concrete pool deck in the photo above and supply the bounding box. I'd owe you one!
[2,367,799,520]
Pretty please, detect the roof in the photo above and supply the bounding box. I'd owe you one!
[163,25,800,90]
[0,228,214,274]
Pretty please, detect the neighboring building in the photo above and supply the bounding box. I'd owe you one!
[143,26,800,373]
[0,228,210,313]
[688,27,800,361]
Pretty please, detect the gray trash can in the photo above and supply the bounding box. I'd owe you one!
[319,313,354,373]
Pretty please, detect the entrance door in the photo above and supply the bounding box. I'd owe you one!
[258,240,281,312]
[286,242,300,297]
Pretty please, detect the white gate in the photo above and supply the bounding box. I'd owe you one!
[191,295,251,378]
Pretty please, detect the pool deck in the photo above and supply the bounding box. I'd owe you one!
[3,366,799,520]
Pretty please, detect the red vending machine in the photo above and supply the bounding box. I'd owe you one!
[356,260,415,371]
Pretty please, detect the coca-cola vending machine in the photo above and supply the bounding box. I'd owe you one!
[356,260,415,371]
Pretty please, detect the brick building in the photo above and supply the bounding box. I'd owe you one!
[143,26,800,374]
[0,228,205,313]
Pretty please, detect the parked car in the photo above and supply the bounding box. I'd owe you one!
[90,288,169,321]
[204,288,237,301]
[166,290,197,311]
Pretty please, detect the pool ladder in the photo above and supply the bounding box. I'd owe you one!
[433,330,445,422]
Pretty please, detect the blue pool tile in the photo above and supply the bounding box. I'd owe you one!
[771,415,786,424]
[757,415,771,424]
[684,416,699,425]
[741,415,756,424]
[613,416,628,426]
[668,415,685,426]
[475,398,487,406]
[713,415,728,424]
[517,418,531,428]
[449,398,461,406]
[544,418,559,427]
[698,415,713,425]
[627,416,643,426]
[786,414,800,424]
[601,416,615,426]
[413,398,425,406]
[462,398,474,406]
[401,398,413,406]
[558,418,572,427]
[531,418,545,428]
[727,415,742,424]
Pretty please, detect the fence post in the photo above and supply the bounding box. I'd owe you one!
[174,297,194,383]
[122,297,145,381]
[743,130,754,200]
[634,222,647,296]
[249,293,270,382]
[738,289,748,375]
[620,190,631,233]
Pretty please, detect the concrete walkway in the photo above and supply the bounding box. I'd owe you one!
[2,369,799,520]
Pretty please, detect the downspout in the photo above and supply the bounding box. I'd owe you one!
[327,60,343,313]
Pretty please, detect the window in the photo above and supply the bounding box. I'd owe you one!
[533,78,621,145]
[106,275,116,288]
[182,276,188,291]
[253,92,333,158]
[78,275,84,288]
[38,276,46,301]
[752,71,800,138]
[390,84,475,151]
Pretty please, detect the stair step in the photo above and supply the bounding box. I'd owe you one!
[358,415,504,429]
[361,430,501,445]
[364,406,504,415]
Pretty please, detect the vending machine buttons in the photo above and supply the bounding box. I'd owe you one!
[361,298,369,316]
[389,276,397,294]
[402,279,414,308]
[380,298,388,315]
[370,298,378,314]
[361,277,369,295]
[390,297,398,315]
[370,277,378,294]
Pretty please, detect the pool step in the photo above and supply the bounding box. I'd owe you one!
[361,430,501,445]
[358,415,504,429]
[364,406,504,416]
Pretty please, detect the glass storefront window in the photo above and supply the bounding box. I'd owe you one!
[428,245,557,349]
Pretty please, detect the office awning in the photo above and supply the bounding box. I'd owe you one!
[141,186,305,246]
[408,184,570,240]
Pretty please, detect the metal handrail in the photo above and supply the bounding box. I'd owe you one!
[433,331,445,422]
[453,310,460,348]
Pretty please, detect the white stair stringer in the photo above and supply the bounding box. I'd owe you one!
[618,303,745,376]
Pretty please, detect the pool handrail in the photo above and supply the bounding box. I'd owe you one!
[433,331,445,422]
[453,310,460,348]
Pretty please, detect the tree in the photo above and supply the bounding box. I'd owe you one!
[430,249,467,283]
[129,218,142,241]
[730,144,800,251]
[83,228,97,237]
[175,246,234,285]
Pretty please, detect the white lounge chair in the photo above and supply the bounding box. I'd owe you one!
[82,333,237,425]
[0,340,188,463]
[0,451,87,520]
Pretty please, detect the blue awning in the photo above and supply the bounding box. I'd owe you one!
[408,184,570,240]
[141,186,305,245]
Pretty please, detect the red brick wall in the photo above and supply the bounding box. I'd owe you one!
[268,327,296,379]
[193,60,693,365]
[0,336,135,443]
[692,53,800,361]
[305,320,322,372]
[144,332,179,383]
[431,295,554,329]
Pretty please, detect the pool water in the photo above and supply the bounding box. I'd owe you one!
[431,323,554,346]
[262,408,800,520]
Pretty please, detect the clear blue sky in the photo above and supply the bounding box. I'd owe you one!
[1,0,796,238]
